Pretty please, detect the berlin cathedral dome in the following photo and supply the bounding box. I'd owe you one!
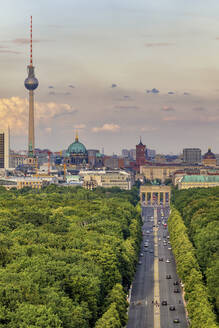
[66,133,88,165]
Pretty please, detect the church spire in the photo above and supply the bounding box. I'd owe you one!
[75,130,79,142]
[139,136,143,145]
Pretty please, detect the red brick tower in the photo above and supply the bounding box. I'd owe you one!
[136,138,146,168]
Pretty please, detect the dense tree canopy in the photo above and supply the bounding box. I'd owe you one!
[0,185,141,327]
[171,187,219,325]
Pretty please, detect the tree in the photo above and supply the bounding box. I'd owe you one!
[95,303,121,328]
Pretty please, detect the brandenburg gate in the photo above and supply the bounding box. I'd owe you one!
[140,185,171,206]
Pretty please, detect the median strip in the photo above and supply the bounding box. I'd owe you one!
[153,208,161,328]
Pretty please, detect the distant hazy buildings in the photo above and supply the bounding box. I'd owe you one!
[0,128,10,169]
[146,148,156,160]
[183,148,201,164]
[121,149,136,160]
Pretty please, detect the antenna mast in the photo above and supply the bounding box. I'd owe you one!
[30,15,33,66]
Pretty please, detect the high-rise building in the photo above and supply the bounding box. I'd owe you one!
[129,149,136,160]
[122,149,129,158]
[24,16,39,159]
[146,148,156,160]
[0,128,10,169]
[183,148,201,164]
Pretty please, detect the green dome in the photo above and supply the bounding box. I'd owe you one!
[67,136,87,155]
[96,153,104,158]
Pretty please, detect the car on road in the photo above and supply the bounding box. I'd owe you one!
[169,305,176,311]
[173,281,179,285]
[149,249,153,253]
[140,253,144,257]
[161,300,167,305]
[166,274,172,279]
[159,257,163,261]
[174,288,180,293]
[138,261,142,265]
[168,247,172,250]
[173,318,180,323]
[146,230,150,234]
[166,259,171,263]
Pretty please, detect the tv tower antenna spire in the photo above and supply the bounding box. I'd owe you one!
[30,15,33,66]
[24,16,39,158]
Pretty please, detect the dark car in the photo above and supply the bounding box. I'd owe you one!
[166,274,172,279]
[173,318,180,323]
[149,249,153,253]
[169,305,176,311]
[173,281,179,285]
[161,300,167,305]
[174,288,180,293]
[159,257,163,261]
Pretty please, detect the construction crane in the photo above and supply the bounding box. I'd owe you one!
[48,151,51,176]
[64,162,66,181]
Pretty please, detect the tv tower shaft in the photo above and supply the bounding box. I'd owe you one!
[28,90,35,152]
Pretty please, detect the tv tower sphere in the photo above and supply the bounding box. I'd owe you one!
[24,66,38,90]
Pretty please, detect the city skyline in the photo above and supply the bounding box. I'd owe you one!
[1,1,219,154]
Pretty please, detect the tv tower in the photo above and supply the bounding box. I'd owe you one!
[24,16,39,157]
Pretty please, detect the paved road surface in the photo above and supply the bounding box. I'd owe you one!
[127,206,188,328]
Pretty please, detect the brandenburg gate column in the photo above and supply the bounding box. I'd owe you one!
[145,192,148,204]
[150,192,153,205]
[158,192,160,206]
[163,192,166,206]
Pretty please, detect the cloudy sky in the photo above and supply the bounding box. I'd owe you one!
[1,0,219,154]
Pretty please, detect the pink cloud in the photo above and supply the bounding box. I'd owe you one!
[161,106,175,112]
[92,123,120,133]
[0,97,72,135]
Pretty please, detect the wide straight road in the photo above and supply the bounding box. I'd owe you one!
[127,205,188,328]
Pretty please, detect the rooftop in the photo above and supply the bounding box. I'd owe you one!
[181,175,219,183]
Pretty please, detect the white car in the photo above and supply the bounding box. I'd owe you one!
[166,259,171,263]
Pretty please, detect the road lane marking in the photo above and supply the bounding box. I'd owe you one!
[154,208,161,328]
